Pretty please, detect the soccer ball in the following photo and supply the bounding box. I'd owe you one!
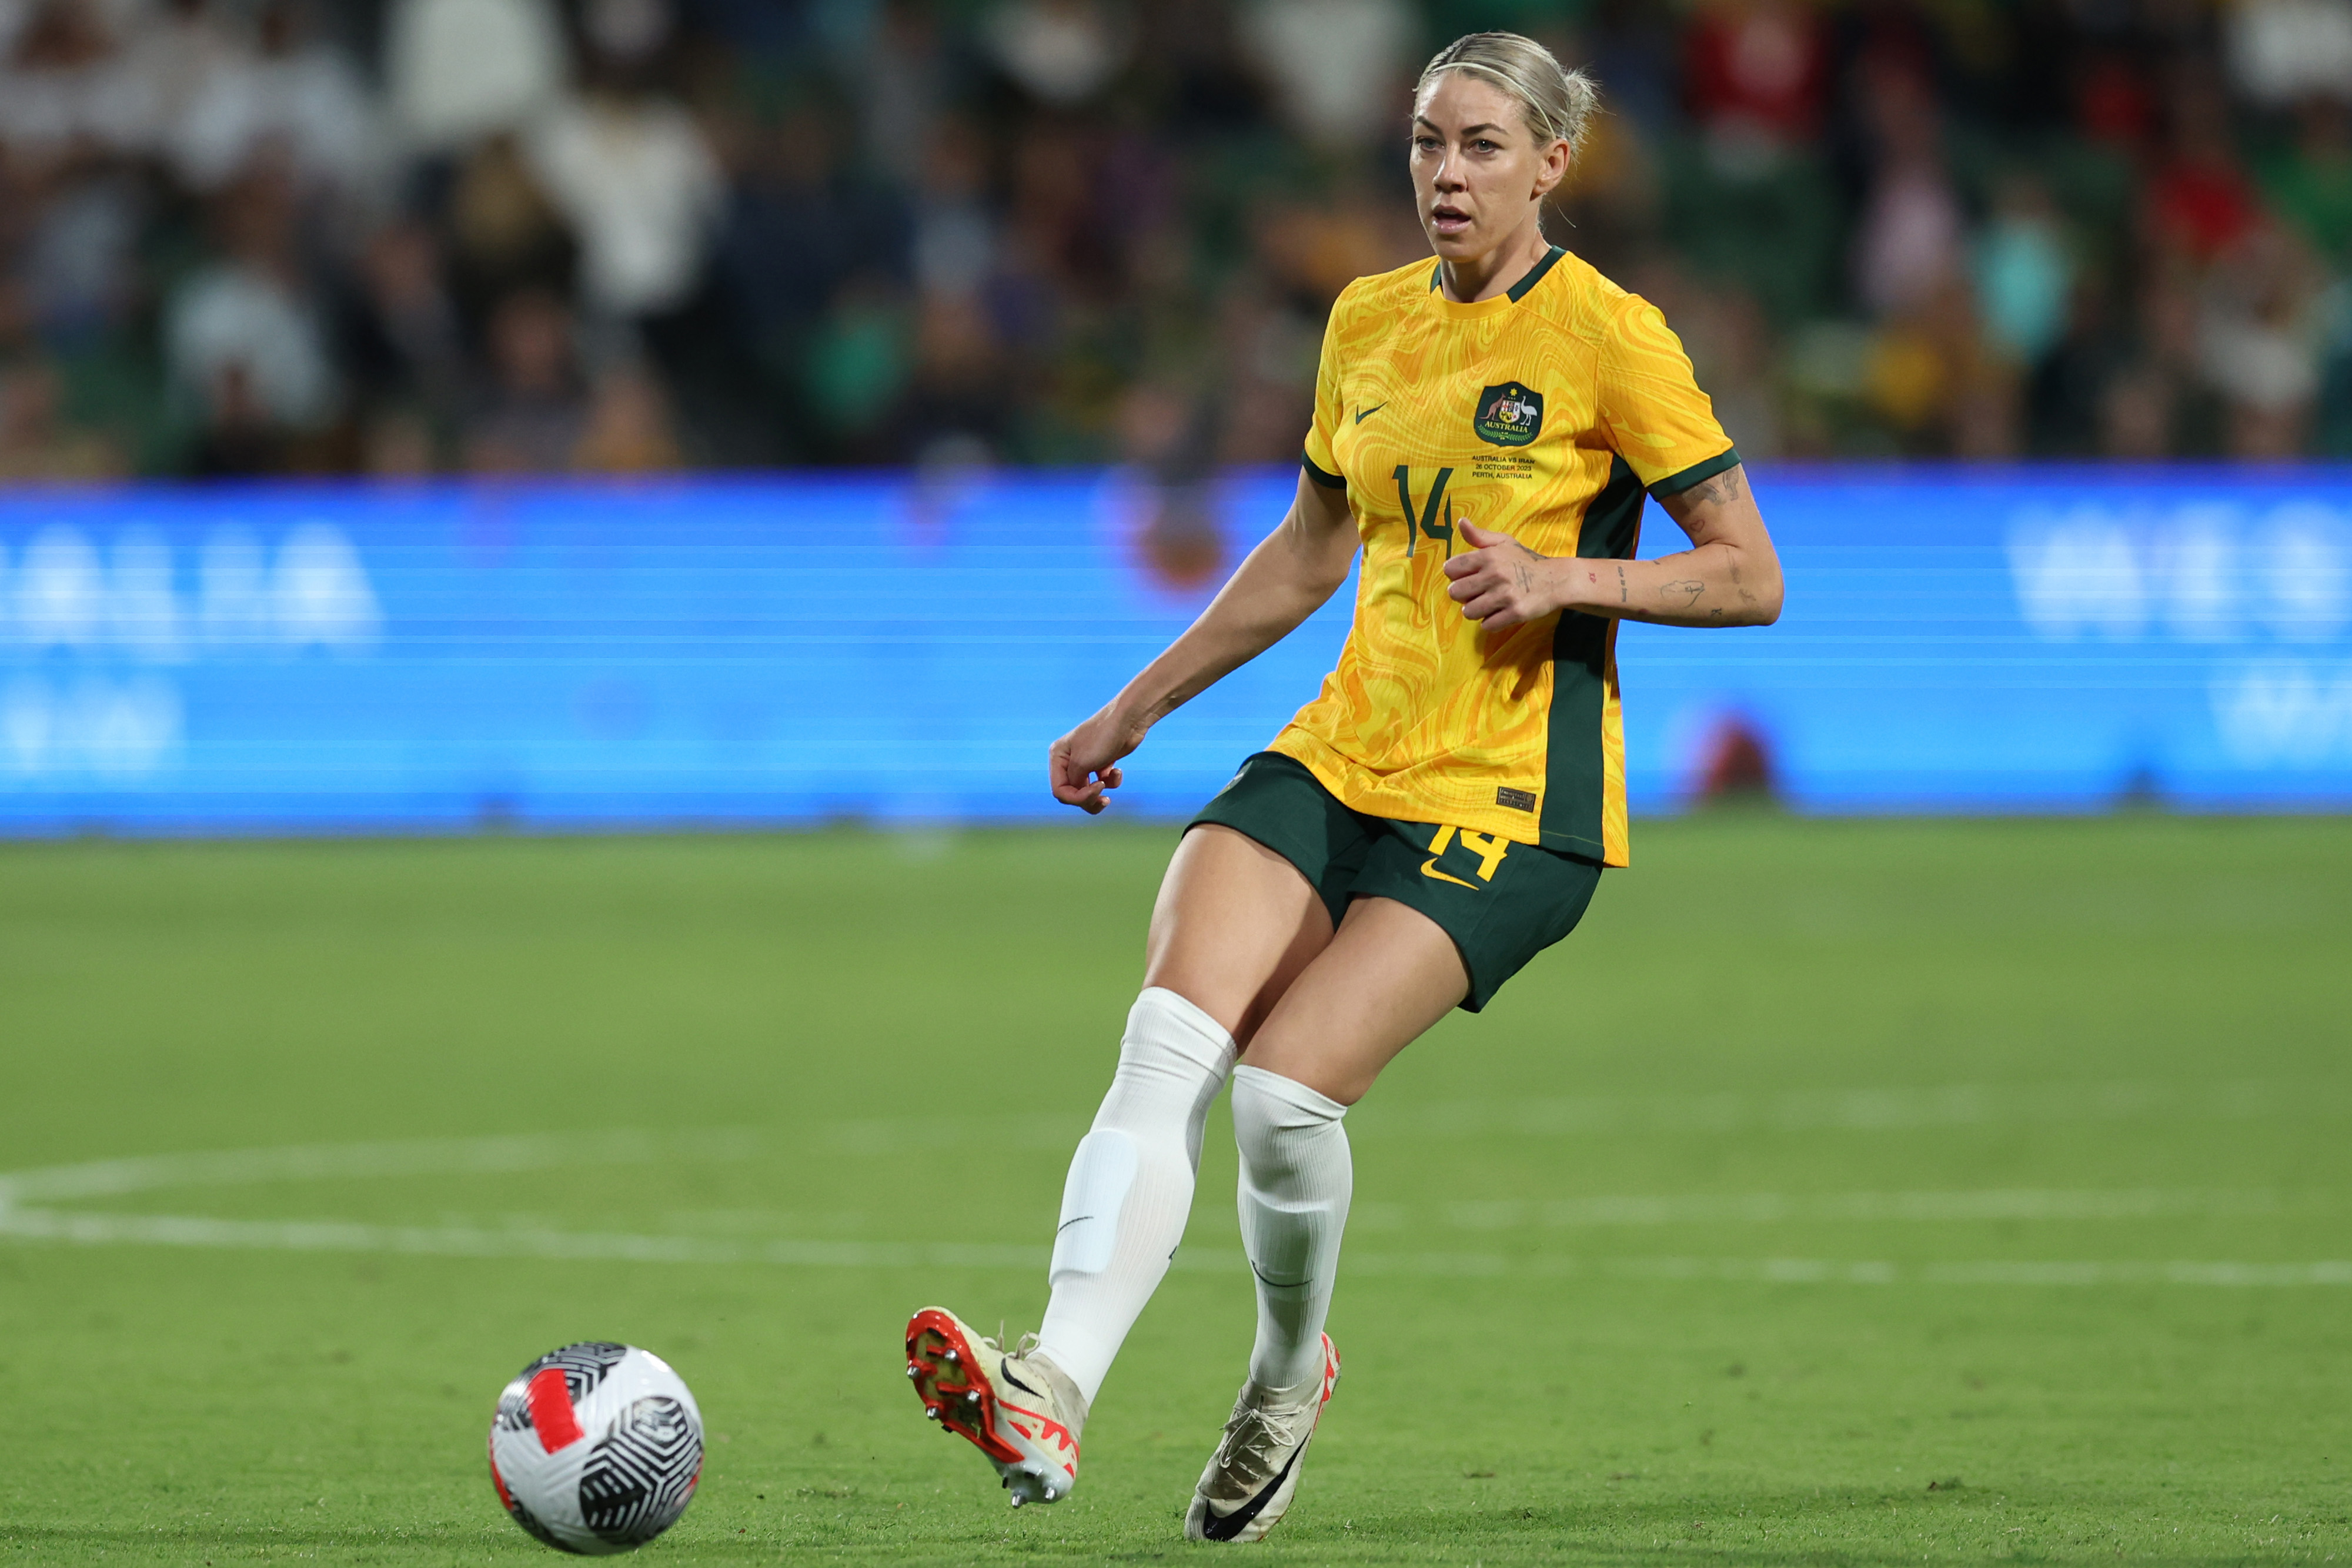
[487,1342,704,1554]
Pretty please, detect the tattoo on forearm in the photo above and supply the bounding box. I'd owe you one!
[1661,579,1706,608]
[1616,564,1627,604]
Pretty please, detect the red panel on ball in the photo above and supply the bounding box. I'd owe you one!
[527,1366,586,1452]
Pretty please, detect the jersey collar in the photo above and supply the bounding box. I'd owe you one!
[1426,244,1566,320]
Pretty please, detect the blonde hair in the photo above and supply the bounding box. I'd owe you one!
[1415,32,1598,153]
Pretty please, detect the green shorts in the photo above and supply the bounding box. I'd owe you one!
[1187,751,1602,1012]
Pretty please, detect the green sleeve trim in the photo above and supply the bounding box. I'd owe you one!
[1645,447,1742,500]
[1302,453,1345,489]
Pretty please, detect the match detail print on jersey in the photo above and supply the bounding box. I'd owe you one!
[1286,246,1737,868]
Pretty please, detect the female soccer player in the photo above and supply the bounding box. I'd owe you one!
[905,31,1782,1542]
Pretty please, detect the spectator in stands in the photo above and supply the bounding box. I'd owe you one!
[800,273,912,462]
[0,355,125,480]
[2201,225,2327,458]
[2263,96,2352,264]
[573,357,683,473]
[465,286,587,474]
[444,132,578,329]
[13,0,2352,473]
[165,165,339,474]
[118,0,242,163]
[864,1,948,189]
[522,0,725,325]
[339,218,467,461]
[383,0,567,155]
[1852,65,1962,322]
[176,0,381,202]
[1976,174,2075,375]
[1238,0,1415,149]
[2146,70,2264,266]
[984,0,1133,108]
[2228,0,2352,111]
[2033,273,2134,456]
[1682,0,1828,169]
[0,0,143,159]
[17,158,142,349]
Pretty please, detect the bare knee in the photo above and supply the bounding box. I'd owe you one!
[1236,898,1469,1104]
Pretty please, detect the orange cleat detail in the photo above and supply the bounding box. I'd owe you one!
[904,1306,1084,1506]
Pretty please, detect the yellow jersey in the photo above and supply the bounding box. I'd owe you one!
[1275,246,1737,868]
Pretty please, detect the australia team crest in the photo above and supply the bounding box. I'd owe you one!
[1474,383,1544,447]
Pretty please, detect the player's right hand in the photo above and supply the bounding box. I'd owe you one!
[1049,707,1143,814]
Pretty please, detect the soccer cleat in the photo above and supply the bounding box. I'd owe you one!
[904,1307,1086,1507]
[1184,1334,1341,1543]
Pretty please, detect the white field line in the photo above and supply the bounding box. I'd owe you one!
[1416,1188,2330,1231]
[1333,1253,2352,1287]
[821,1077,2346,1154]
[1,1206,2345,1288]
[0,1205,1043,1270]
[2,1123,2346,1288]
[1349,1077,2341,1141]
[1,1076,2336,1203]
[0,1128,766,1206]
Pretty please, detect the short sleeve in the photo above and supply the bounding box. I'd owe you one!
[1596,295,1739,497]
[1301,289,1348,489]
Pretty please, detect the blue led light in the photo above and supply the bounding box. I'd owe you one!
[0,466,2345,833]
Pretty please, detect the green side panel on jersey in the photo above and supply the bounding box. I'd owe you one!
[1540,455,1645,859]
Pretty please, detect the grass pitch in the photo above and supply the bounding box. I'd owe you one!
[1,815,2347,1566]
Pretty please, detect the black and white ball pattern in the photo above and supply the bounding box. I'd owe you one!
[488,1343,704,1554]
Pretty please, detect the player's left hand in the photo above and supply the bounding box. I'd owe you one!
[1444,521,1562,630]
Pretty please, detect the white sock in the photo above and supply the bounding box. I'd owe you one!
[1035,987,1235,1406]
[1230,1064,1352,1393]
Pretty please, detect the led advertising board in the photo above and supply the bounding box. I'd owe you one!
[0,467,2345,834]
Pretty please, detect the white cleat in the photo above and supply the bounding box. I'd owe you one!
[905,1306,1087,1507]
[1184,1334,1340,1543]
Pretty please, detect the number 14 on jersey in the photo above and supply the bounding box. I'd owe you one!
[1393,466,1458,558]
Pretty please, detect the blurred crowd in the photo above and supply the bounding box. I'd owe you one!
[9,0,2352,483]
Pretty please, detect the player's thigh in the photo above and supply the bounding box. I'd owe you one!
[1144,824,1334,1045]
[1238,895,1468,1105]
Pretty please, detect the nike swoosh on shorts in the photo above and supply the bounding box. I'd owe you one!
[1419,858,1478,888]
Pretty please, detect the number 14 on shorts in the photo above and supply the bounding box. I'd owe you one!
[1421,824,1509,888]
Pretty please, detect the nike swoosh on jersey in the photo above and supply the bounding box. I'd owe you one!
[1354,402,1386,424]
[1198,1436,1312,1542]
[1419,858,1478,888]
